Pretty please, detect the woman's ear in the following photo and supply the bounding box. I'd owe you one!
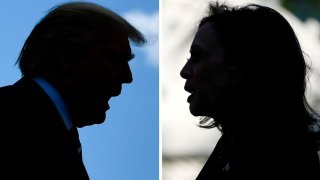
[228,65,243,84]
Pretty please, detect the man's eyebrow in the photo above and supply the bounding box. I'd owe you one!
[104,48,134,62]
[128,54,135,61]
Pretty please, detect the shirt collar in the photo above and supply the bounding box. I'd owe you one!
[32,76,73,130]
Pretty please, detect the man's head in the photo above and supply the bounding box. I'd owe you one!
[17,2,146,127]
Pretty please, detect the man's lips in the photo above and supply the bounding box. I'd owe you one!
[96,85,122,111]
[111,85,122,97]
[103,90,119,111]
[105,102,110,110]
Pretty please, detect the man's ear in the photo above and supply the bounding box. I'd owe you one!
[56,46,78,74]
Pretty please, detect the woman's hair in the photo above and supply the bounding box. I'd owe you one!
[198,2,314,132]
[16,2,146,77]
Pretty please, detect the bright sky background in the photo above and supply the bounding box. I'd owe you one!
[0,0,159,180]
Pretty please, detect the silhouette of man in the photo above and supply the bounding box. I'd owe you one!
[0,2,146,179]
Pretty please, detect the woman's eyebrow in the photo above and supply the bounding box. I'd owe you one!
[190,45,205,53]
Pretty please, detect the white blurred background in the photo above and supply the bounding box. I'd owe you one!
[161,0,320,179]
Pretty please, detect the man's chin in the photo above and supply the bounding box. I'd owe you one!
[75,113,106,128]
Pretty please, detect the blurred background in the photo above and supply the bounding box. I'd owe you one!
[0,0,158,180]
[161,0,320,179]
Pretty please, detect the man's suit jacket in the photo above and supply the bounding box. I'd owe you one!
[0,77,89,179]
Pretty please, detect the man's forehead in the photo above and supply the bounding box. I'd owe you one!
[100,29,130,43]
[94,31,131,52]
[85,33,132,60]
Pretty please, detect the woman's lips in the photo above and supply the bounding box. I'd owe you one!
[184,84,195,103]
[187,93,194,103]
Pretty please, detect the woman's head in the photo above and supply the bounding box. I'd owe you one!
[180,22,233,121]
[181,2,310,129]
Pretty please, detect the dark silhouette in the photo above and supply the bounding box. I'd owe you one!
[0,2,146,179]
[180,2,320,179]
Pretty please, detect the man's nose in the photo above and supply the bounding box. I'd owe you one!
[123,67,133,84]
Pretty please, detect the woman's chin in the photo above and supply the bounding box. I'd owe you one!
[189,103,213,117]
[189,105,202,117]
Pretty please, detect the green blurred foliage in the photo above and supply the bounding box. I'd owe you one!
[280,0,320,21]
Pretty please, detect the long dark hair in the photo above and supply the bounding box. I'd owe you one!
[198,2,315,135]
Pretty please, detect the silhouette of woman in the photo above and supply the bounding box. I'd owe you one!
[180,2,320,179]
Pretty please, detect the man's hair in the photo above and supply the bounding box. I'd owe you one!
[17,2,146,76]
[198,2,314,130]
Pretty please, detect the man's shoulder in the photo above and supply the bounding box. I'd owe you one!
[0,83,18,104]
[0,77,46,113]
[0,77,41,96]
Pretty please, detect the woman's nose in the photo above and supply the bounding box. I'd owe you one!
[180,62,192,79]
